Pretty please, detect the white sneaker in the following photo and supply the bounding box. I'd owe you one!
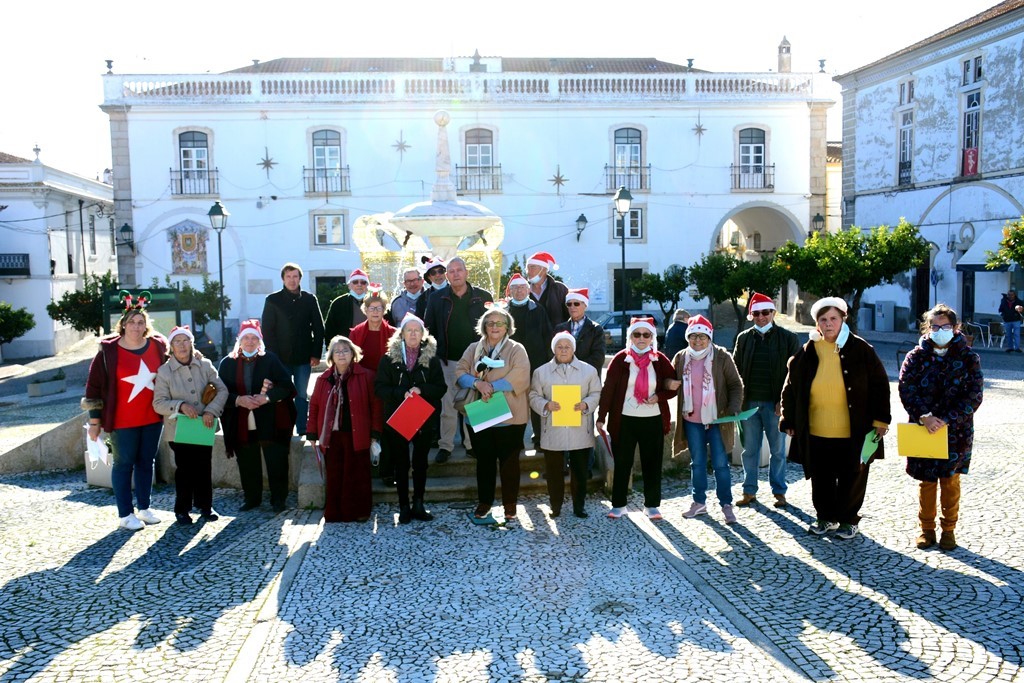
[119,513,144,531]
[607,507,626,519]
[136,508,161,525]
[683,502,708,518]
[645,507,663,520]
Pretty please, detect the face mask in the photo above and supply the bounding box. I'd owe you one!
[509,296,529,306]
[433,280,449,290]
[406,290,422,301]
[350,290,367,301]
[241,348,259,358]
[629,344,651,354]
[754,322,774,334]
[686,346,710,360]
[930,329,954,347]
[528,274,542,285]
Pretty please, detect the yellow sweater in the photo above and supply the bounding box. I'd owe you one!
[808,340,850,438]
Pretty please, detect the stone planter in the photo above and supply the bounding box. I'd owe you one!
[27,378,67,397]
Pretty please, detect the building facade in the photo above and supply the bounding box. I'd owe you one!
[0,150,115,359]
[102,47,833,345]
[836,0,1024,326]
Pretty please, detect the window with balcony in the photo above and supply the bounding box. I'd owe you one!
[732,127,774,190]
[612,207,644,240]
[961,90,981,176]
[313,213,346,246]
[606,127,650,191]
[456,128,502,194]
[305,129,350,194]
[172,131,217,195]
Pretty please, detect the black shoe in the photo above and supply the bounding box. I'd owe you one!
[434,449,451,464]
[412,497,434,521]
[550,508,561,519]
[466,449,475,459]
[239,502,260,512]
[574,509,589,519]
[200,509,219,522]
[272,502,287,513]
[398,504,413,525]
[175,513,193,525]
[1006,348,1015,353]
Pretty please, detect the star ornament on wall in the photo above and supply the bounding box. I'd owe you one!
[393,131,411,160]
[258,147,277,178]
[549,165,569,193]
[693,112,707,139]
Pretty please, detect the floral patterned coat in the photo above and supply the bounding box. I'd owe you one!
[898,333,983,481]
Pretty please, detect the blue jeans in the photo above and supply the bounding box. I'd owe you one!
[740,401,788,496]
[289,363,312,434]
[683,420,732,506]
[112,421,163,517]
[1005,320,1022,351]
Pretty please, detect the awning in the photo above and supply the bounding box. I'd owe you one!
[956,225,1015,272]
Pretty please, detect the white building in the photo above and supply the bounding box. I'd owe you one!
[102,46,833,343]
[835,0,1024,328]
[0,150,115,359]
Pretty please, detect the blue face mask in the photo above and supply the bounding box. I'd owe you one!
[350,290,367,301]
[405,290,422,301]
[930,329,954,347]
[629,344,652,354]
[528,274,543,285]
[754,322,774,334]
[509,296,529,306]
[241,348,259,358]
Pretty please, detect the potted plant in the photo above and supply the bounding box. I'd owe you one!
[27,368,67,397]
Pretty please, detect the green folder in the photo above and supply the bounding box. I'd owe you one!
[175,414,217,446]
[463,392,513,432]
[860,430,880,464]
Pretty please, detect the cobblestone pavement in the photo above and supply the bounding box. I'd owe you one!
[0,372,1021,680]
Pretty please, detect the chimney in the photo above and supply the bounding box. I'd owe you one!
[778,37,791,73]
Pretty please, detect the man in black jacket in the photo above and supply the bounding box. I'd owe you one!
[507,273,553,449]
[423,257,493,462]
[527,251,569,328]
[732,292,800,508]
[553,288,605,373]
[261,263,324,435]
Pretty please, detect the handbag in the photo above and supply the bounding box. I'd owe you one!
[200,382,218,405]
[453,385,478,415]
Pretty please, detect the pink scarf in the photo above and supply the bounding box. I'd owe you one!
[318,369,345,445]
[627,348,653,404]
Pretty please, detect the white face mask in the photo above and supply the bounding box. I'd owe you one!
[930,329,954,347]
[629,344,652,354]
[528,274,542,285]
[754,322,774,334]
[686,346,710,360]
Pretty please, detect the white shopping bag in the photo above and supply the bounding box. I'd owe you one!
[84,426,110,469]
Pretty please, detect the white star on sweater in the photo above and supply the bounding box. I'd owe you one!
[121,359,157,402]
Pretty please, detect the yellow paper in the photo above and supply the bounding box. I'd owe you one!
[896,423,949,459]
[551,385,582,427]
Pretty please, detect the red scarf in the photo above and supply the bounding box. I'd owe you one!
[319,369,345,445]
[628,348,653,404]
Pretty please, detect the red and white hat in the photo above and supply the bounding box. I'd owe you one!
[505,273,529,297]
[746,292,776,320]
[167,325,194,344]
[347,268,369,284]
[685,315,713,339]
[627,316,657,338]
[233,319,266,356]
[565,288,589,306]
[527,251,558,272]
[550,331,577,353]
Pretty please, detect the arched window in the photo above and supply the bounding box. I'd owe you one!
[178,131,210,194]
[460,128,499,193]
[311,130,342,192]
[613,127,642,190]
[734,127,772,190]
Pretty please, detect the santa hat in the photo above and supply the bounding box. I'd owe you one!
[685,315,713,339]
[167,325,194,344]
[746,292,776,320]
[397,312,426,333]
[233,319,266,356]
[627,316,657,338]
[810,296,848,321]
[347,268,369,284]
[550,331,577,353]
[527,251,558,272]
[565,288,589,306]
[420,256,446,274]
[505,273,529,297]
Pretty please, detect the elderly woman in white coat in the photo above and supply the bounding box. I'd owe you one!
[153,325,229,525]
[529,331,602,518]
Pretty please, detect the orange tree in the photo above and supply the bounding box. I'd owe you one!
[775,219,929,332]
[985,217,1024,270]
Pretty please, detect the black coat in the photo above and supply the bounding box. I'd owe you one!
[554,317,606,373]
[509,300,553,371]
[323,293,362,342]
[532,275,569,328]
[423,282,493,364]
[218,351,296,455]
[780,334,891,478]
[261,288,325,366]
[732,324,801,407]
[374,336,447,438]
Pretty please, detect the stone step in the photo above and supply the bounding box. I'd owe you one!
[406,447,553,477]
[368,471,606,504]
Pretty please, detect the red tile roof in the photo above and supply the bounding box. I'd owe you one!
[0,152,30,164]
[839,0,1024,78]
[226,57,693,74]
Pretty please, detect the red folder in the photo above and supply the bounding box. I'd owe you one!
[386,393,436,441]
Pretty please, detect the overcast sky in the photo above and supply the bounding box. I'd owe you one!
[0,0,1000,178]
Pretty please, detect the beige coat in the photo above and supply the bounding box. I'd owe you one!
[456,337,531,425]
[670,345,743,456]
[529,357,602,451]
[153,351,229,442]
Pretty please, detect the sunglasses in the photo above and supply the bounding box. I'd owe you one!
[631,332,652,339]
[566,302,584,307]
[751,310,773,317]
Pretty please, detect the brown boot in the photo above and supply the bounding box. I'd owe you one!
[916,530,936,549]
[773,494,788,508]
[939,530,957,550]
[736,493,757,507]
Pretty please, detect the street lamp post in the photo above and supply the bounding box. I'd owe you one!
[207,201,230,359]
[575,213,588,241]
[613,186,633,343]
[808,212,825,239]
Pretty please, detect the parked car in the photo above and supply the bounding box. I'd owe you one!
[596,310,667,351]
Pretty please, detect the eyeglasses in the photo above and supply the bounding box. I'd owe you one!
[689,334,710,342]
[929,324,954,331]
[332,347,353,355]
[171,338,192,346]
[631,332,652,339]
[566,302,584,307]
[751,311,773,318]
[485,321,508,328]
[366,306,385,312]
[404,278,422,284]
